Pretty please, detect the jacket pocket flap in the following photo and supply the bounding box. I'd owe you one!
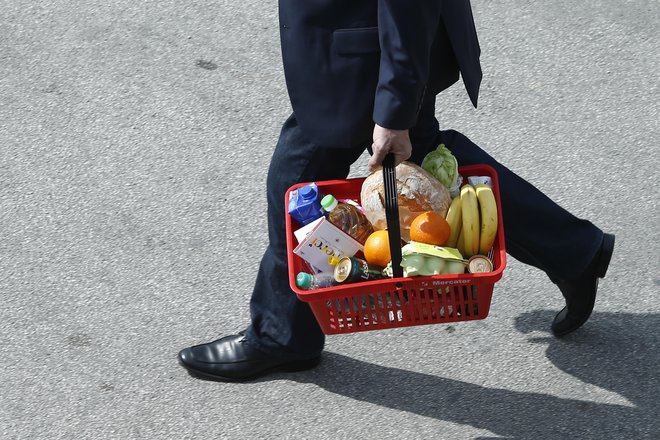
[333,27,380,55]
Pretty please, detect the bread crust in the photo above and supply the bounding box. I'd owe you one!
[360,162,451,242]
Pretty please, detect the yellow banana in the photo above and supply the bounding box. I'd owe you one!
[460,184,480,257]
[445,196,462,248]
[456,226,466,256]
[475,184,498,255]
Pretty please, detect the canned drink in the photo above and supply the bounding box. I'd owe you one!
[334,257,385,284]
[467,255,493,273]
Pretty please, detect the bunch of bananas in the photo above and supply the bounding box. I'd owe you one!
[445,183,498,258]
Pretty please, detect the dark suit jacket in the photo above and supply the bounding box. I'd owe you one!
[278,0,482,148]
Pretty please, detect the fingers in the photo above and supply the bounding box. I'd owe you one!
[392,150,410,166]
[368,146,409,172]
[369,125,412,172]
[368,144,389,172]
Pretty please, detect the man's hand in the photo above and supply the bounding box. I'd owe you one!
[368,124,413,173]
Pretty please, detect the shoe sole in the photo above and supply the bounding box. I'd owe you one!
[178,355,321,383]
[552,303,595,337]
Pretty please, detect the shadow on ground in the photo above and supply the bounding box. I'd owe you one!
[287,312,658,439]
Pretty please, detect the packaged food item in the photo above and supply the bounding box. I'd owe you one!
[296,272,337,290]
[467,255,494,273]
[288,183,324,225]
[467,175,493,188]
[337,198,367,215]
[293,217,323,244]
[334,257,386,284]
[293,218,363,273]
[321,194,374,244]
[327,256,342,266]
[383,241,466,277]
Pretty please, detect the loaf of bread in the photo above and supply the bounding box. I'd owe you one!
[360,161,452,242]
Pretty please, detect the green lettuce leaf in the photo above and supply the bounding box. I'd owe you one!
[421,144,458,188]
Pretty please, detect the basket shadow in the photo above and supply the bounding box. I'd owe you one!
[288,311,658,439]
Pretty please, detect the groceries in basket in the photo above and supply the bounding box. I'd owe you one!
[409,211,451,246]
[452,182,498,258]
[421,143,463,197]
[292,217,364,273]
[288,183,325,225]
[290,189,376,273]
[356,142,499,275]
[284,156,506,334]
[384,241,466,277]
[363,230,392,268]
[320,195,373,244]
[333,256,386,284]
[295,271,337,290]
[289,144,500,286]
[360,161,452,242]
[467,255,494,273]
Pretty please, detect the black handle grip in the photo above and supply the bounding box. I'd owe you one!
[382,154,403,278]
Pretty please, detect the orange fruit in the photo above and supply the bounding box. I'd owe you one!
[410,211,451,246]
[363,230,392,267]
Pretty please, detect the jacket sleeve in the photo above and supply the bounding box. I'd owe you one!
[373,0,443,130]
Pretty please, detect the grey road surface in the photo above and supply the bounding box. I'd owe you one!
[1,1,658,439]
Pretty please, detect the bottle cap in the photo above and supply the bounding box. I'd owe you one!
[296,272,313,288]
[321,194,338,211]
[328,256,341,266]
[299,184,316,200]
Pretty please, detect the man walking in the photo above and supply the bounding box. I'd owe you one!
[178,0,614,382]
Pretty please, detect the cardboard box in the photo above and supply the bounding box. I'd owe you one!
[293,218,363,273]
[293,217,324,244]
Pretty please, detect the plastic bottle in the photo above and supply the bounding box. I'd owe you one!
[296,272,337,290]
[321,194,374,244]
[288,183,324,225]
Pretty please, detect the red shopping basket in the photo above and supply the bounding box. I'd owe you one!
[285,159,506,335]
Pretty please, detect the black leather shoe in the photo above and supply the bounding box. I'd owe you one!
[178,334,321,382]
[551,233,615,337]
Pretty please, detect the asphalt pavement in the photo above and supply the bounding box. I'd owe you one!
[1,0,658,439]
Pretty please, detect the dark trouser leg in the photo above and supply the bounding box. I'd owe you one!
[246,115,367,356]
[411,96,604,282]
[440,129,603,281]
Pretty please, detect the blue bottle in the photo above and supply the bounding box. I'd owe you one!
[288,183,324,225]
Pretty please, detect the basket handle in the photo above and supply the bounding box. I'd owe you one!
[382,154,403,278]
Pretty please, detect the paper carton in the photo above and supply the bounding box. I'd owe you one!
[293,218,363,273]
[293,217,324,244]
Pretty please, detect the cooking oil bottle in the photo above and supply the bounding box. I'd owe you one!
[320,195,373,244]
